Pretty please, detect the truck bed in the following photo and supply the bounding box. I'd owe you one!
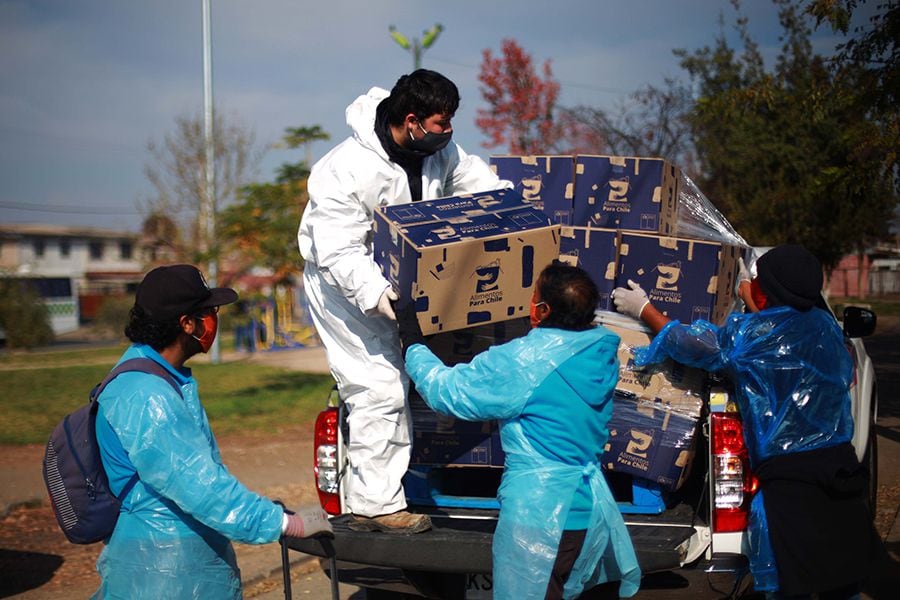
[287,504,699,575]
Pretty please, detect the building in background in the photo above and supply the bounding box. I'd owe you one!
[0,223,144,334]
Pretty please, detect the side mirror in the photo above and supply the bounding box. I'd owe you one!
[843,306,876,338]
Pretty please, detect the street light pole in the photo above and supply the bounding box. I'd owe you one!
[201,0,220,364]
[388,24,443,70]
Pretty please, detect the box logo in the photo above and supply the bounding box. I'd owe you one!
[521,175,542,201]
[655,262,681,290]
[625,430,653,458]
[648,261,683,305]
[389,254,400,284]
[469,259,504,307]
[474,260,501,292]
[607,177,630,202]
[475,194,503,209]
[431,225,457,240]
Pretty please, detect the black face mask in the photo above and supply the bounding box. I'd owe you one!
[408,121,452,155]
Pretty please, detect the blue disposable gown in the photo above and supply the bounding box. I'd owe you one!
[406,326,641,599]
[93,344,284,599]
[633,306,853,590]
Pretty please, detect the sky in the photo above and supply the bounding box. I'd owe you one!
[0,0,864,232]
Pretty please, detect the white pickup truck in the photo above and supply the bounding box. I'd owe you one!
[289,302,878,599]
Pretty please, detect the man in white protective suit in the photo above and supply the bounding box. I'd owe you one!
[297,69,511,533]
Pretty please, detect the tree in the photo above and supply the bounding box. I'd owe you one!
[219,126,323,285]
[0,279,54,349]
[143,111,261,263]
[674,0,897,270]
[476,41,694,160]
[476,39,563,154]
[807,0,899,212]
[560,78,697,168]
[279,125,330,179]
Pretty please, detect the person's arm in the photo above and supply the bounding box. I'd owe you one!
[106,377,284,544]
[404,341,532,422]
[444,143,513,194]
[303,163,394,314]
[736,258,759,313]
[612,280,729,371]
[611,279,671,333]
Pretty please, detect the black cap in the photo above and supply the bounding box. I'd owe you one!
[756,245,823,311]
[135,264,238,320]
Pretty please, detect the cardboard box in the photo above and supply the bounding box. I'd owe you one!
[373,189,560,335]
[598,319,705,418]
[410,389,501,466]
[602,394,699,491]
[424,316,531,366]
[616,231,741,325]
[490,155,576,225]
[574,156,680,233]
[558,226,618,311]
[409,318,528,467]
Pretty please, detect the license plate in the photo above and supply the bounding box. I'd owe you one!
[466,573,493,599]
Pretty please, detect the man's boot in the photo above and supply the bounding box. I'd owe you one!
[348,510,432,534]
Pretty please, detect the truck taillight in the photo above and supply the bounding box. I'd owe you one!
[711,412,756,532]
[314,407,341,515]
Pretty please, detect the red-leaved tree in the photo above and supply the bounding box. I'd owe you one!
[476,39,563,154]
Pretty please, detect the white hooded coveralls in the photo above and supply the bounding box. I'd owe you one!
[297,86,510,516]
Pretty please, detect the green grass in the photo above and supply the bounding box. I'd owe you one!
[0,344,128,368]
[0,361,334,445]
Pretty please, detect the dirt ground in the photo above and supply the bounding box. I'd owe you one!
[4,317,899,598]
[0,427,317,599]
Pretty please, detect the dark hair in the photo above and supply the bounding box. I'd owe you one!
[384,69,460,126]
[536,262,599,331]
[124,304,182,350]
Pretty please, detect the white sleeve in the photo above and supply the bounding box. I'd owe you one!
[447,144,513,194]
[302,164,391,313]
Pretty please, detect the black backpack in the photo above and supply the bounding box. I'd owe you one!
[42,357,183,544]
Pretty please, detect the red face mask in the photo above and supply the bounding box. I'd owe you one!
[192,312,218,353]
[529,292,547,328]
[749,279,768,311]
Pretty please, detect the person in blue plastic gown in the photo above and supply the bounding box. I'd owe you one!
[399,262,641,600]
[612,245,881,599]
[93,265,332,599]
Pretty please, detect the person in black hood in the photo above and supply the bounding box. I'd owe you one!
[612,245,883,598]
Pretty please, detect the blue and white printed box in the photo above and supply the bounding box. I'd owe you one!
[574,156,680,233]
[558,226,618,311]
[616,231,741,325]
[490,155,576,225]
[374,189,561,335]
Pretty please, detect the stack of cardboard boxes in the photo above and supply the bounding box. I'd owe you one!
[492,154,744,493]
[372,156,743,499]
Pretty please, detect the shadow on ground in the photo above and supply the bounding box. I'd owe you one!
[0,548,63,598]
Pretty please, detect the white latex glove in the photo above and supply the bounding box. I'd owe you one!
[376,287,398,321]
[283,505,333,539]
[612,279,650,319]
[738,257,752,284]
[736,257,752,296]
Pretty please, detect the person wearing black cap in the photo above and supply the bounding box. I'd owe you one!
[611,246,882,598]
[92,264,332,599]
